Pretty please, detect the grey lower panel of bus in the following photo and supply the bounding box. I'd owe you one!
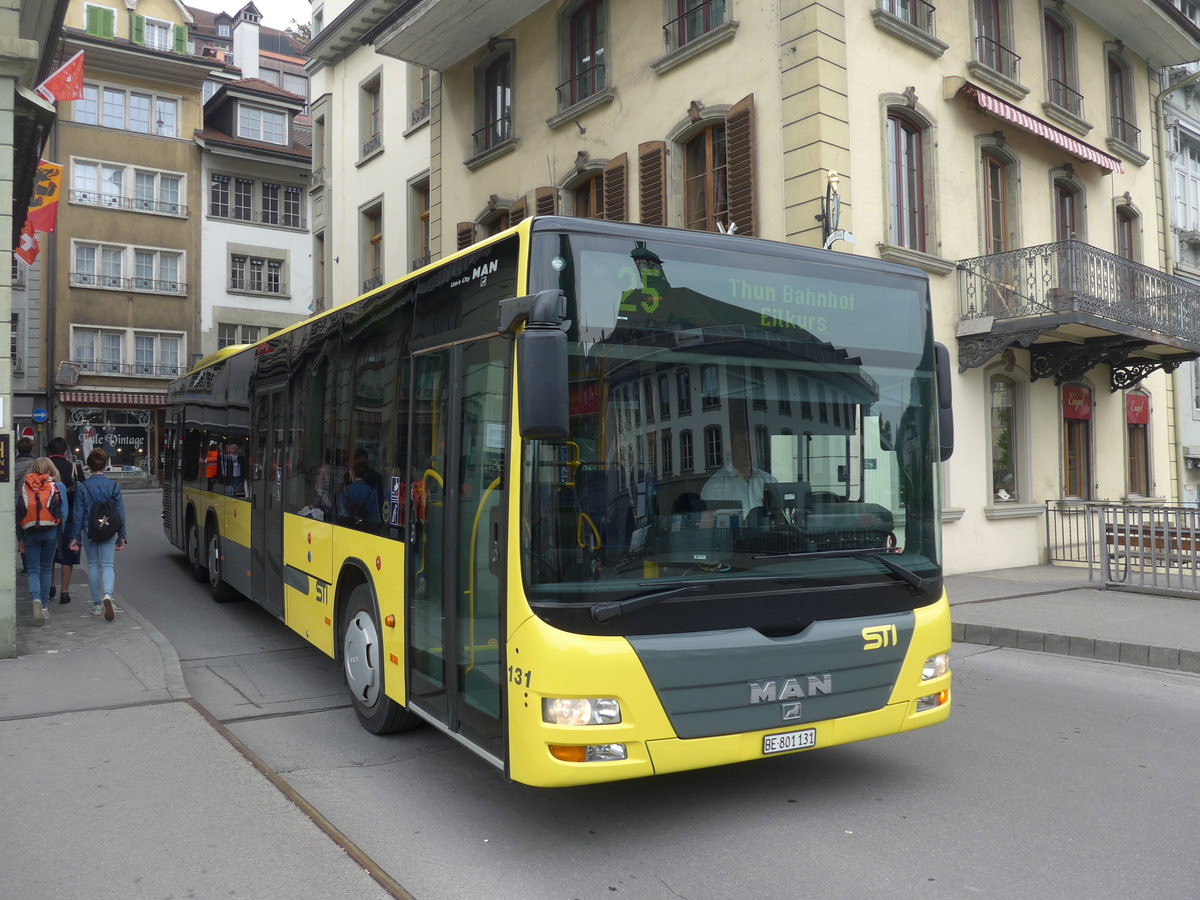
[223,541,253,597]
[627,612,914,739]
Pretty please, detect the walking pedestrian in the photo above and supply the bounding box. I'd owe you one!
[12,436,36,575]
[68,448,127,622]
[47,435,87,605]
[16,457,69,626]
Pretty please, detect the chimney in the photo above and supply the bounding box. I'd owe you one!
[232,5,261,79]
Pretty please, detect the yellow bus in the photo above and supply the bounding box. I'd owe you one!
[164,217,953,787]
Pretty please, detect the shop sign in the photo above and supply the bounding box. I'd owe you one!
[1062,385,1092,420]
[1125,394,1149,425]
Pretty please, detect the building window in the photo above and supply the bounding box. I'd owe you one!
[657,373,671,419]
[981,148,1016,253]
[1116,206,1137,261]
[669,0,726,50]
[750,366,767,410]
[1054,177,1082,241]
[474,50,513,155]
[880,0,935,34]
[361,76,382,158]
[704,425,723,469]
[776,370,791,414]
[754,425,771,471]
[990,374,1019,502]
[974,0,1017,80]
[1044,11,1080,116]
[887,111,926,251]
[1126,392,1151,497]
[363,203,383,291]
[262,183,279,225]
[560,0,606,108]
[1062,382,1092,499]
[238,104,287,145]
[683,123,728,232]
[143,18,172,52]
[74,327,184,375]
[218,324,263,348]
[410,178,430,270]
[210,174,230,217]
[11,312,22,374]
[75,83,180,136]
[661,430,673,475]
[680,429,694,471]
[677,368,692,414]
[134,333,181,375]
[572,171,605,219]
[233,178,253,221]
[71,242,183,294]
[230,255,285,295]
[71,160,184,215]
[283,186,302,228]
[1108,53,1138,147]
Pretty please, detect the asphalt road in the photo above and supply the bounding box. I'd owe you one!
[126,492,1200,900]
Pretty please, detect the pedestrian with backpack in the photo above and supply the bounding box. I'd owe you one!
[16,458,69,627]
[47,435,86,606]
[68,448,126,622]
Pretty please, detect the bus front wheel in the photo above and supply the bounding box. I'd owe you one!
[206,527,239,603]
[341,583,421,734]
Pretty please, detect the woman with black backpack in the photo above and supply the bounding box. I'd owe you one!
[68,448,127,622]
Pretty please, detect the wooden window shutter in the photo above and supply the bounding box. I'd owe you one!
[638,141,667,226]
[603,153,628,222]
[131,13,146,45]
[508,197,528,228]
[173,24,188,54]
[535,186,557,216]
[725,94,757,237]
[457,222,475,250]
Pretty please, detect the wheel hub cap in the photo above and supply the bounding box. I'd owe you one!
[344,612,379,706]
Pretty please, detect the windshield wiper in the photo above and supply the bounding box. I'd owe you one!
[589,582,709,623]
[752,548,936,596]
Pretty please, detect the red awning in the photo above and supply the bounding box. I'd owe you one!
[59,390,167,407]
[960,83,1124,175]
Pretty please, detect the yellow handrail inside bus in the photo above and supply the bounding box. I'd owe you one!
[578,512,600,549]
[466,475,504,673]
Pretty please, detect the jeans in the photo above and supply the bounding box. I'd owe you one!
[82,536,119,602]
[23,528,59,604]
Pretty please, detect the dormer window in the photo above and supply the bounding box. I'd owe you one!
[218,23,231,36]
[238,103,287,145]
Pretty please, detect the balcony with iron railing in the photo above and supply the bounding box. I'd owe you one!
[472,115,512,156]
[556,63,607,108]
[72,359,183,378]
[362,272,383,292]
[1111,116,1141,148]
[880,0,936,35]
[361,133,382,158]
[410,97,430,127]
[957,240,1200,385]
[1047,78,1083,117]
[69,189,188,217]
[663,0,727,50]
[69,272,187,295]
[974,35,1021,82]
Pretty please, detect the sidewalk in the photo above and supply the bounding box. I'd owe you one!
[0,580,394,899]
[946,565,1200,673]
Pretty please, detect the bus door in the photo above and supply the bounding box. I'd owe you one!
[251,387,286,617]
[164,406,184,546]
[408,337,510,762]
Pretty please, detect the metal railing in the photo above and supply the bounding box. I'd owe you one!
[1047,500,1200,594]
[881,0,936,35]
[310,167,324,187]
[410,253,431,271]
[975,34,1021,81]
[472,115,512,155]
[410,97,430,126]
[69,272,187,295]
[361,133,382,158]
[209,207,305,229]
[1047,78,1083,116]
[958,239,1200,343]
[556,63,607,107]
[663,0,726,49]
[1111,115,1141,147]
[72,359,183,377]
[69,189,188,217]
[362,272,383,292]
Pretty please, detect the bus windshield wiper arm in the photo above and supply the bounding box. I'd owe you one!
[590,583,707,623]
[752,548,935,596]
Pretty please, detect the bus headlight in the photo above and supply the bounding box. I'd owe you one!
[542,697,622,726]
[921,652,949,681]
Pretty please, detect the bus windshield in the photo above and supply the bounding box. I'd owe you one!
[522,229,941,624]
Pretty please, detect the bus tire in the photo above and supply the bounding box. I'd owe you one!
[186,519,207,582]
[341,583,421,734]
[206,526,240,603]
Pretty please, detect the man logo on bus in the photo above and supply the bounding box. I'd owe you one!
[748,674,833,705]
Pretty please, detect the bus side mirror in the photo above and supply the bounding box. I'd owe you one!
[934,342,954,462]
[516,290,569,440]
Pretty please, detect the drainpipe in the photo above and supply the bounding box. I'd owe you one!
[1159,65,1200,505]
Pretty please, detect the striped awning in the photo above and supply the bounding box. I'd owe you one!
[58,390,167,407]
[960,82,1124,175]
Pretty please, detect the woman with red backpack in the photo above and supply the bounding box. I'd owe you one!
[16,457,69,627]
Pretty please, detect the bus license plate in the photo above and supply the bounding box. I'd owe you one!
[763,728,817,755]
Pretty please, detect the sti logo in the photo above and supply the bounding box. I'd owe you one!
[862,623,898,650]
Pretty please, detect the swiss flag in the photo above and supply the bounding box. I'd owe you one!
[36,50,85,103]
[15,219,39,266]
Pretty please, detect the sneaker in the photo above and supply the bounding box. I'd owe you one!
[102,594,115,622]
[91,602,103,617]
[32,600,45,626]
[49,586,56,600]
[60,592,71,605]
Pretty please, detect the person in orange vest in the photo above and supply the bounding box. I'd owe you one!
[205,443,220,488]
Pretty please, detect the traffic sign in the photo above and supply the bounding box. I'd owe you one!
[31,407,48,423]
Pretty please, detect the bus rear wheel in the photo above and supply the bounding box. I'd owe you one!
[186,521,206,582]
[206,527,239,603]
[341,583,421,734]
